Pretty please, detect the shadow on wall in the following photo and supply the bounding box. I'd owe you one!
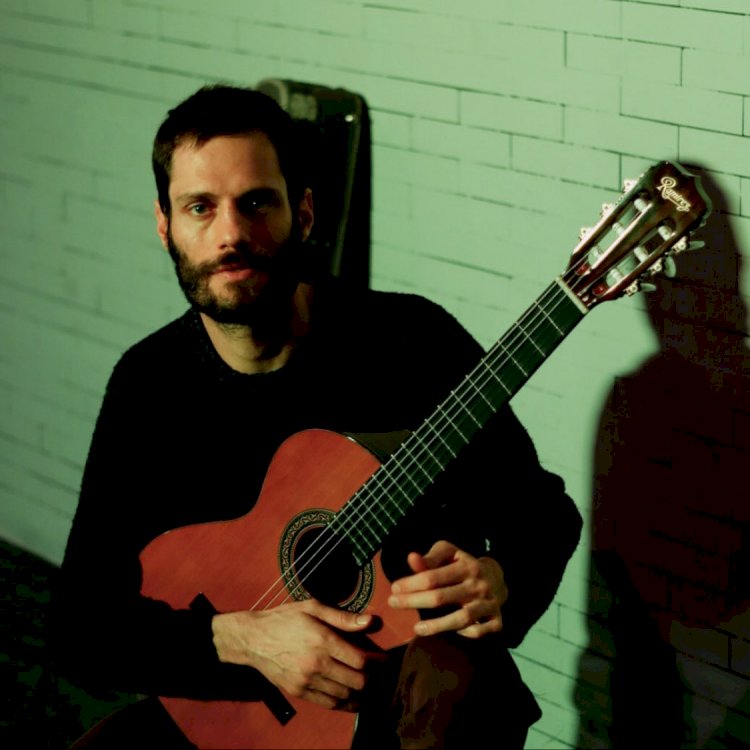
[574,168,750,748]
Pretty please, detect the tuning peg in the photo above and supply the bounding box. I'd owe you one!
[672,237,688,253]
[671,236,705,255]
[579,226,593,240]
[600,203,615,217]
[625,280,657,296]
[663,256,677,278]
[674,239,704,253]
[648,258,664,275]
[622,178,638,193]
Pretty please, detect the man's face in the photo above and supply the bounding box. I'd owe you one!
[155,133,313,325]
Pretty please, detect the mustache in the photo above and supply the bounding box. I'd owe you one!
[203,248,276,275]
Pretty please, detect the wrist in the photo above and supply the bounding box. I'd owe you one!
[211,611,257,668]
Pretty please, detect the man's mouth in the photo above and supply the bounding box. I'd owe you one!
[213,265,257,282]
[210,254,275,277]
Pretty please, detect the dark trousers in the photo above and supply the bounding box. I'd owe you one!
[353,634,533,749]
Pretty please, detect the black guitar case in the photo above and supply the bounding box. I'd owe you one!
[256,78,372,288]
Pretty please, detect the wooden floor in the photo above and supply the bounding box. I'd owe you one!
[1,538,136,749]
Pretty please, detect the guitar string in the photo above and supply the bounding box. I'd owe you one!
[349,198,693,556]
[335,282,572,548]
[250,250,603,611]
[251,193,691,610]
[250,276,580,610]
[247,251,597,612]
[253,194,700,612]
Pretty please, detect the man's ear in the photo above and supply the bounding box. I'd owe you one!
[154,200,169,250]
[298,188,314,242]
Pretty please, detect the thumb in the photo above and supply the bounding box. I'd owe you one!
[313,603,372,632]
[407,551,429,574]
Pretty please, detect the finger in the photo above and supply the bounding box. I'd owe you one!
[303,688,360,713]
[406,551,429,574]
[413,600,503,637]
[322,659,367,693]
[455,599,504,639]
[300,602,374,671]
[389,581,471,610]
[456,616,503,639]
[412,607,476,637]
[310,601,372,633]
[456,617,502,639]
[301,688,338,710]
[390,561,468,597]
[309,673,358,701]
[419,540,459,569]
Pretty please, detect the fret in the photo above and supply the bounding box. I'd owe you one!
[344,515,375,551]
[410,433,446,474]
[390,445,434,491]
[479,358,511,395]
[370,474,414,514]
[340,280,588,556]
[377,494,398,525]
[465,378,495,410]
[498,341,529,377]
[424,421,458,459]
[516,319,547,356]
[538,297,566,335]
[362,506,388,535]
[437,403,469,441]
[456,392,483,428]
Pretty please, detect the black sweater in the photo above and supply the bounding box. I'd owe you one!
[54,280,581,702]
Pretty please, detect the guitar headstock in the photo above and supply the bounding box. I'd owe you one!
[566,161,712,310]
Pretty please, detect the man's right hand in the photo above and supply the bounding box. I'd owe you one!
[211,600,378,711]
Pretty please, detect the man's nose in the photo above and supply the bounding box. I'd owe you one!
[217,203,250,248]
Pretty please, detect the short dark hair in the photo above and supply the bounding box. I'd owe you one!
[152,84,307,214]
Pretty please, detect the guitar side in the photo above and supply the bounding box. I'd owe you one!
[139,428,419,750]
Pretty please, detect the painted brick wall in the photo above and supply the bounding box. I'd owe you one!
[1,1,748,747]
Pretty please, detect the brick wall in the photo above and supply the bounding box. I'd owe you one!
[1,1,749,747]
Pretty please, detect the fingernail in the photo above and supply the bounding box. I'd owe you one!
[388,596,398,607]
[356,614,370,626]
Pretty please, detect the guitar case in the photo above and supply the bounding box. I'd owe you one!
[256,78,372,288]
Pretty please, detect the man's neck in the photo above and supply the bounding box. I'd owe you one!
[200,283,314,374]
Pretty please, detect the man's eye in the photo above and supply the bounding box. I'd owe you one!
[241,192,277,213]
[188,203,209,216]
[242,200,268,214]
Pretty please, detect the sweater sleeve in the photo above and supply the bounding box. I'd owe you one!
[459,405,582,648]
[52,355,268,700]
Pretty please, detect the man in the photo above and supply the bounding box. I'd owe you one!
[54,84,582,748]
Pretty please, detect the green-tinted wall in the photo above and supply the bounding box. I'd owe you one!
[2,1,749,747]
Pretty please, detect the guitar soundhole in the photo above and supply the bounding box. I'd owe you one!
[279,509,374,612]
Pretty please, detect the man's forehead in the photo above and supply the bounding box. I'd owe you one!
[172,131,279,165]
[168,132,286,194]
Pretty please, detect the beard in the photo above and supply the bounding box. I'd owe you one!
[166,222,307,329]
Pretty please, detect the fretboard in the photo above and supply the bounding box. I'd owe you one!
[331,278,587,565]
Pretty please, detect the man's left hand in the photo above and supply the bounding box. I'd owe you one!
[387,540,508,639]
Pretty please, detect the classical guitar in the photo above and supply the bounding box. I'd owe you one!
[139,161,711,749]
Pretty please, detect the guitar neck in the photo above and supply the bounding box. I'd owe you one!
[334,278,588,564]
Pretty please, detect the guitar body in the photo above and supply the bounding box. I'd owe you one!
[140,428,419,749]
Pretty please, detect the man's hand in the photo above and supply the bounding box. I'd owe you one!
[387,540,508,639]
[212,600,380,711]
